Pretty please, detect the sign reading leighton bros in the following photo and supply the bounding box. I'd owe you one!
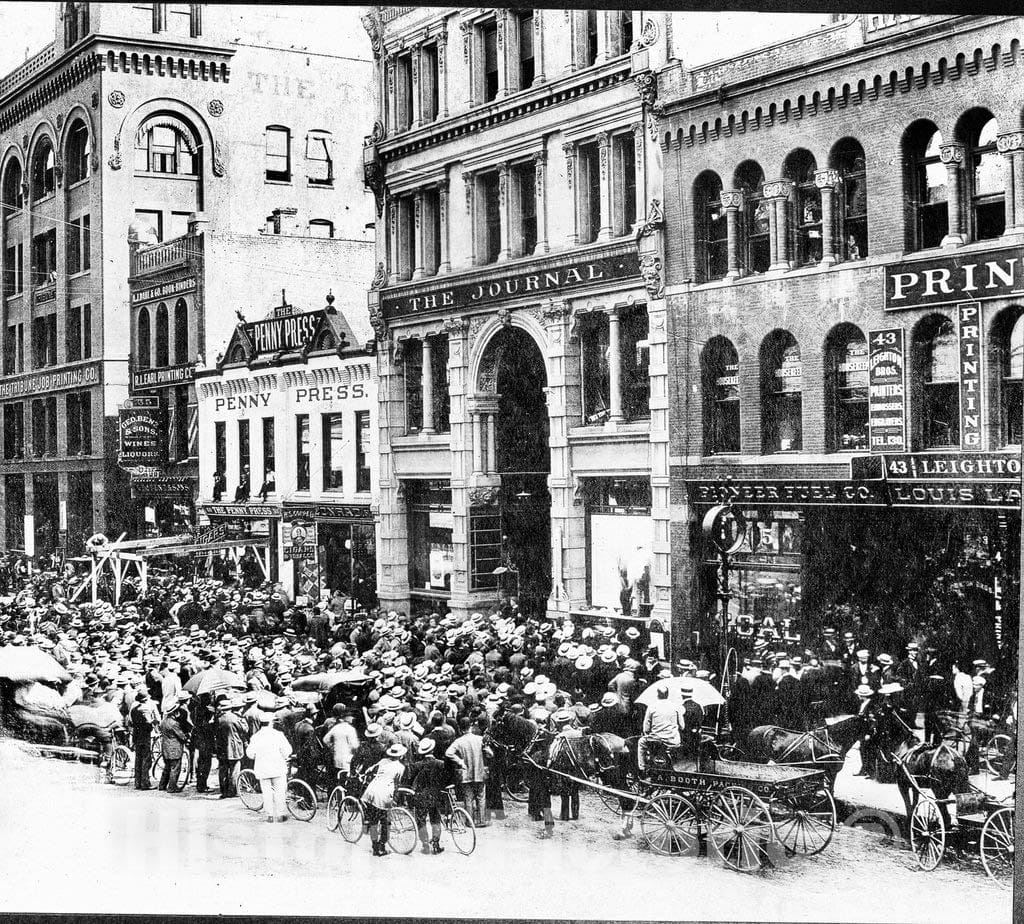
[380,252,641,319]
[852,452,1022,481]
[867,328,907,453]
[884,245,1024,311]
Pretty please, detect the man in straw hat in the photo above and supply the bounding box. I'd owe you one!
[362,742,409,857]
[246,710,292,822]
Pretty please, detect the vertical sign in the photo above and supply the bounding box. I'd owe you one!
[958,302,984,450]
[867,328,907,453]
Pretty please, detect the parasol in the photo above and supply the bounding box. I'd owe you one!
[194,668,245,696]
[635,676,725,709]
[0,645,71,684]
[184,668,212,694]
[291,670,371,693]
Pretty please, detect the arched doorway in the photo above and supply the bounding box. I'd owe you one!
[476,326,551,614]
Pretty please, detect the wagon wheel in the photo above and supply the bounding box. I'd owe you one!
[326,785,344,832]
[714,743,745,762]
[338,795,364,842]
[908,795,945,871]
[707,786,774,872]
[503,758,530,802]
[982,734,1013,776]
[236,769,263,812]
[596,770,641,817]
[638,792,701,857]
[769,784,836,856]
[979,806,1014,884]
[286,779,317,822]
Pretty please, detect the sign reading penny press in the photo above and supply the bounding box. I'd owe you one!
[118,397,164,467]
[884,245,1024,311]
[246,310,320,356]
[957,302,984,450]
[380,251,641,320]
[867,328,907,453]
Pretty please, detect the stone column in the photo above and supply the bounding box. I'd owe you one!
[815,168,840,266]
[534,150,549,254]
[472,413,483,473]
[563,143,579,246]
[532,9,545,84]
[421,336,435,433]
[763,182,779,268]
[411,191,426,280]
[460,21,475,107]
[939,142,965,247]
[445,317,471,615]
[387,198,399,284]
[720,189,743,279]
[437,30,449,118]
[410,45,422,127]
[464,172,476,266]
[998,131,1024,232]
[597,131,613,242]
[763,180,792,271]
[438,181,451,273]
[497,162,511,262]
[486,413,496,473]
[385,54,397,135]
[608,308,623,423]
[632,121,646,231]
[496,11,508,97]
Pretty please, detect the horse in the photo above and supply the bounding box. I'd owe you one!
[743,713,868,785]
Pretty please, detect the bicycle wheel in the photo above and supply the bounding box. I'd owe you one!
[236,769,264,812]
[338,796,364,843]
[326,786,344,832]
[982,733,1012,775]
[111,745,133,784]
[150,753,164,783]
[448,806,477,855]
[175,750,192,789]
[387,806,418,855]
[287,779,317,822]
[503,760,529,802]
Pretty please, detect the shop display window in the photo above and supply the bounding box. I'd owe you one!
[702,336,740,454]
[580,313,610,424]
[407,482,453,594]
[827,324,869,451]
[761,331,803,453]
[999,311,1024,446]
[915,315,959,449]
[469,508,501,591]
[585,478,652,614]
[621,305,650,421]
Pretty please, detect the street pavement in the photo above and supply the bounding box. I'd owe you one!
[0,736,1010,921]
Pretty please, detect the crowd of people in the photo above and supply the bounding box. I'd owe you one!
[0,552,1016,855]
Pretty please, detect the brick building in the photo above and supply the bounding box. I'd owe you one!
[0,3,374,558]
[362,7,672,627]
[657,14,1023,669]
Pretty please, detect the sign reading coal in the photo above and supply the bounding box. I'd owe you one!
[119,403,164,467]
[867,328,907,453]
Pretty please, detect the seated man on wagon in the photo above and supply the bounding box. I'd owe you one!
[638,682,686,774]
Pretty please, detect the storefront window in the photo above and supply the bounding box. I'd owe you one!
[917,315,959,448]
[469,507,501,591]
[702,336,740,454]
[214,421,226,481]
[581,313,610,424]
[621,305,650,421]
[761,331,802,453]
[1000,313,1024,446]
[33,473,58,554]
[407,481,453,594]
[296,414,310,491]
[431,335,450,433]
[319,521,377,609]
[584,477,652,615]
[321,413,344,491]
[827,324,869,451]
[355,411,371,493]
[237,420,250,498]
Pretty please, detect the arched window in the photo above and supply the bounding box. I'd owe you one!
[135,116,198,176]
[783,149,820,267]
[831,138,868,260]
[137,308,151,370]
[31,138,55,200]
[914,314,959,448]
[701,336,740,454]
[65,120,91,185]
[961,111,1004,240]
[155,303,169,367]
[735,160,769,274]
[825,324,869,451]
[308,219,334,239]
[994,308,1024,446]
[761,331,803,453]
[64,2,89,46]
[906,121,947,250]
[694,171,726,282]
[1,160,23,220]
[174,299,189,364]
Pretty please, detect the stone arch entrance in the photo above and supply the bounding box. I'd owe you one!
[473,325,551,614]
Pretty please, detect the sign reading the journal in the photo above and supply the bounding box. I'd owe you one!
[381,252,641,319]
[867,328,907,453]
[246,310,320,356]
[958,303,984,450]
[884,245,1024,311]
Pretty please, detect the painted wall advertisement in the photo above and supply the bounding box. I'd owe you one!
[118,397,164,467]
[867,328,907,453]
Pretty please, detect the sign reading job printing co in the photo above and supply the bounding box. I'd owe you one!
[118,397,164,467]
[884,245,1024,311]
[957,303,984,450]
[867,328,907,453]
[380,252,642,320]
[0,361,101,399]
[131,361,196,392]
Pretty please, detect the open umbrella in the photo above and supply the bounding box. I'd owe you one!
[183,668,210,694]
[635,676,725,709]
[291,670,370,693]
[195,667,245,696]
[0,645,71,684]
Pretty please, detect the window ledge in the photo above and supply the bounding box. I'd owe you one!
[569,420,650,443]
[307,180,333,189]
[393,432,451,449]
[264,178,293,186]
[67,178,90,191]
[67,270,90,281]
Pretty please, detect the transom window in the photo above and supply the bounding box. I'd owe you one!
[135,117,197,175]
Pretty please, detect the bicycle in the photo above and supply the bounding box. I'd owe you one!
[150,728,193,790]
[438,784,477,855]
[335,772,418,854]
[236,761,321,822]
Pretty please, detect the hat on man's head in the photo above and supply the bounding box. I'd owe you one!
[364,723,383,739]
[600,692,619,708]
[417,738,435,756]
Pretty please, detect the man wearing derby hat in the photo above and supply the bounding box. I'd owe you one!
[129,689,159,790]
[409,737,451,854]
[215,697,247,798]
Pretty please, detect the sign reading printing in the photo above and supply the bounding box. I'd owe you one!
[884,245,1024,310]
[246,310,320,356]
[867,328,907,453]
[958,303,984,450]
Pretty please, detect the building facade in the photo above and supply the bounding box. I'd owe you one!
[0,2,374,558]
[362,7,672,628]
[657,14,1023,668]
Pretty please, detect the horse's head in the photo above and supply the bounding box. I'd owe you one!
[488,709,537,753]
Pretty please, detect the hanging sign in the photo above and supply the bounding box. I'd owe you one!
[885,245,1024,311]
[867,328,907,453]
[118,400,164,467]
[957,303,984,450]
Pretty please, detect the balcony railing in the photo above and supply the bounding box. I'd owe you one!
[0,43,56,100]
[130,233,200,277]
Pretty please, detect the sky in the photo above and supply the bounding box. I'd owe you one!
[0,2,55,78]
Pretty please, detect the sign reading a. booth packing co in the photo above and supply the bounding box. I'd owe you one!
[380,251,641,320]
[884,245,1024,311]
[118,397,164,467]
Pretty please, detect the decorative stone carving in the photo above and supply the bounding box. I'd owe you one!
[496,308,512,328]
[208,99,224,117]
[365,120,385,147]
[814,169,841,189]
[562,142,574,189]
[498,165,507,206]
[637,16,660,48]
[370,261,387,290]
[639,253,664,299]
[997,132,1024,153]
[720,189,744,210]
[939,142,964,165]
[469,486,500,506]
[364,157,384,217]
[368,301,386,339]
[762,179,793,199]
[90,91,99,108]
[108,90,125,108]
[635,199,664,241]
[56,113,64,129]
[54,154,63,187]
[542,300,570,325]
[90,152,99,172]
[212,142,225,177]
[463,172,474,212]
[460,20,472,61]
[598,133,609,180]
[443,317,470,337]
[107,135,122,170]
[634,71,658,108]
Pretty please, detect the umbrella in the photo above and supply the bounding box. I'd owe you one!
[635,676,725,709]
[195,668,245,696]
[0,645,71,684]
[291,670,371,693]
[183,668,210,694]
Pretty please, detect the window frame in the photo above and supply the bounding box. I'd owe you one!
[761,331,804,454]
[321,412,345,492]
[305,130,334,187]
[911,125,948,251]
[265,125,292,183]
[702,337,741,455]
[825,325,870,452]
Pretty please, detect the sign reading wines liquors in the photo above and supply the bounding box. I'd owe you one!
[119,400,164,467]
[867,328,907,453]
[380,251,641,320]
[884,245,1024,311]
[958,303,984,450]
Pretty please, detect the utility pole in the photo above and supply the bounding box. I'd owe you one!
[1015,425,1023,924]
